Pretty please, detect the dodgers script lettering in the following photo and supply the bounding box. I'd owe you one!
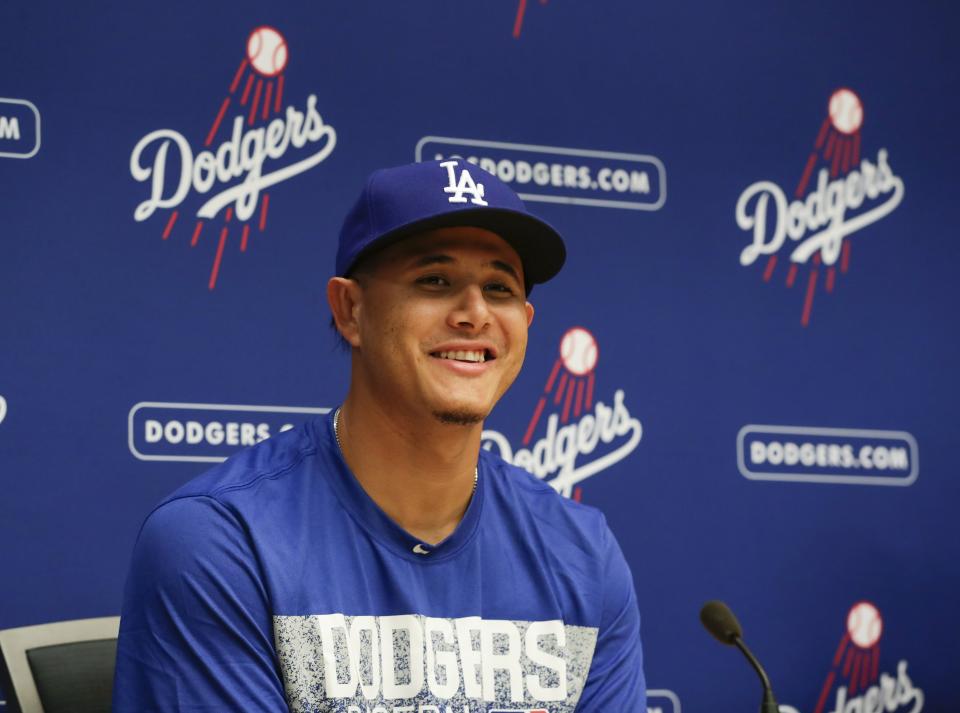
[736,149,903,267]
[130,95,336,222]
[829,660,923,713]
[482,389,642,498]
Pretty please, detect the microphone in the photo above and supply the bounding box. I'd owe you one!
[700,600,780,713]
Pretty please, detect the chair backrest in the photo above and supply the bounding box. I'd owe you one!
[0,617,120,713]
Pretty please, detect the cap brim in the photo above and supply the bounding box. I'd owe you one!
[344,207,566,294]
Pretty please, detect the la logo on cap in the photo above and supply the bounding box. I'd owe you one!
[441,159,488,206]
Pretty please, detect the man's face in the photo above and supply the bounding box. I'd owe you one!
[348,226,534,426]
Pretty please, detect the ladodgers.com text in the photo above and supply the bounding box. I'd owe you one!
[0,116,20,140]
[130,95,335,222]
[737,149,903,267]
[0,97,41,159]
[829,660,923,713]
[482,390,642,497]
[750,440,909,471]
[431,152,651,195]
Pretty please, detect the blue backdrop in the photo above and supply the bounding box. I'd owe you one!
[2,2,958,711]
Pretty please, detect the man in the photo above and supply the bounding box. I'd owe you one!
[114,159,645,711]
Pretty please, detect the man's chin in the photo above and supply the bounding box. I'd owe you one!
[432,409,487,426]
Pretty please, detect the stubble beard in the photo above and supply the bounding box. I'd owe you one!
[430,359,521,427]
[432,409,487,426]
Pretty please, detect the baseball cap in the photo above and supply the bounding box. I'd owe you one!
[335,159,566,292]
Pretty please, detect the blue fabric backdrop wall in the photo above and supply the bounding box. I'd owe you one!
[1,2,957,711]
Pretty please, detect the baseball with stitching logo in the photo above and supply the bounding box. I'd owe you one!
[829,88,863,135]
[247,26,288,76]
[846,601,882,648]
[560,327,598,376]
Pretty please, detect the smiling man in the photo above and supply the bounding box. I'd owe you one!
[114,159,645,712]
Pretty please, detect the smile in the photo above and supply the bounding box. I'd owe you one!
[432,349,491,363]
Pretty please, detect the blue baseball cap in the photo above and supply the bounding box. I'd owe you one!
[335,159,566,292]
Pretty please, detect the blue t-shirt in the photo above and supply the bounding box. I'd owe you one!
[114,411,645,712]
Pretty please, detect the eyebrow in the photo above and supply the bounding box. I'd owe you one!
[412,254,522,283]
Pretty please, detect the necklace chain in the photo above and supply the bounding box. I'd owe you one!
[333,408,478,492]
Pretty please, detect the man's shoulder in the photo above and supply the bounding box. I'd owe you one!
[129,419,327,567]
[481,449,613,552]
[161,418,321,506]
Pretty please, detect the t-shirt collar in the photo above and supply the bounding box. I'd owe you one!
[312,409,485,563]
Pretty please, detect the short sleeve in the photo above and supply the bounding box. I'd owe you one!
[576,518,646,711]
[112,496,289,711]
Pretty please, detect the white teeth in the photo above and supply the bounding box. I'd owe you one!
[437,350,486,363]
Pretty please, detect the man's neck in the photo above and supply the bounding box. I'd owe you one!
[335,390,481,545]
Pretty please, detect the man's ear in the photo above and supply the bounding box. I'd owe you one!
[327,277,364,348]
[525,301,535,327]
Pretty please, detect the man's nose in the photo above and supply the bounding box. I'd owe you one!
[447,284,491,331]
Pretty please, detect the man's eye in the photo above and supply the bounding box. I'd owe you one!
[485,282,515,295]
[416,275,449,287]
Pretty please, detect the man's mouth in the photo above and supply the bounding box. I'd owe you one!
[431,349,494,363]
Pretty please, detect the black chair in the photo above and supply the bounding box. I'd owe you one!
[0,617,119,713]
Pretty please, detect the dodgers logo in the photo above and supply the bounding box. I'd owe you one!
[129,26,337,290]
[441,159,488,206]
[483,327,642,499]
[778,602,924,713]
[276,614,597,712]
[735,88,904,326]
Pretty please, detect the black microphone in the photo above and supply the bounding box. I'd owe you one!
[700,600,780,713]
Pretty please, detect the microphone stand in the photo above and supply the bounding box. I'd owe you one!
[733,635,780,713]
